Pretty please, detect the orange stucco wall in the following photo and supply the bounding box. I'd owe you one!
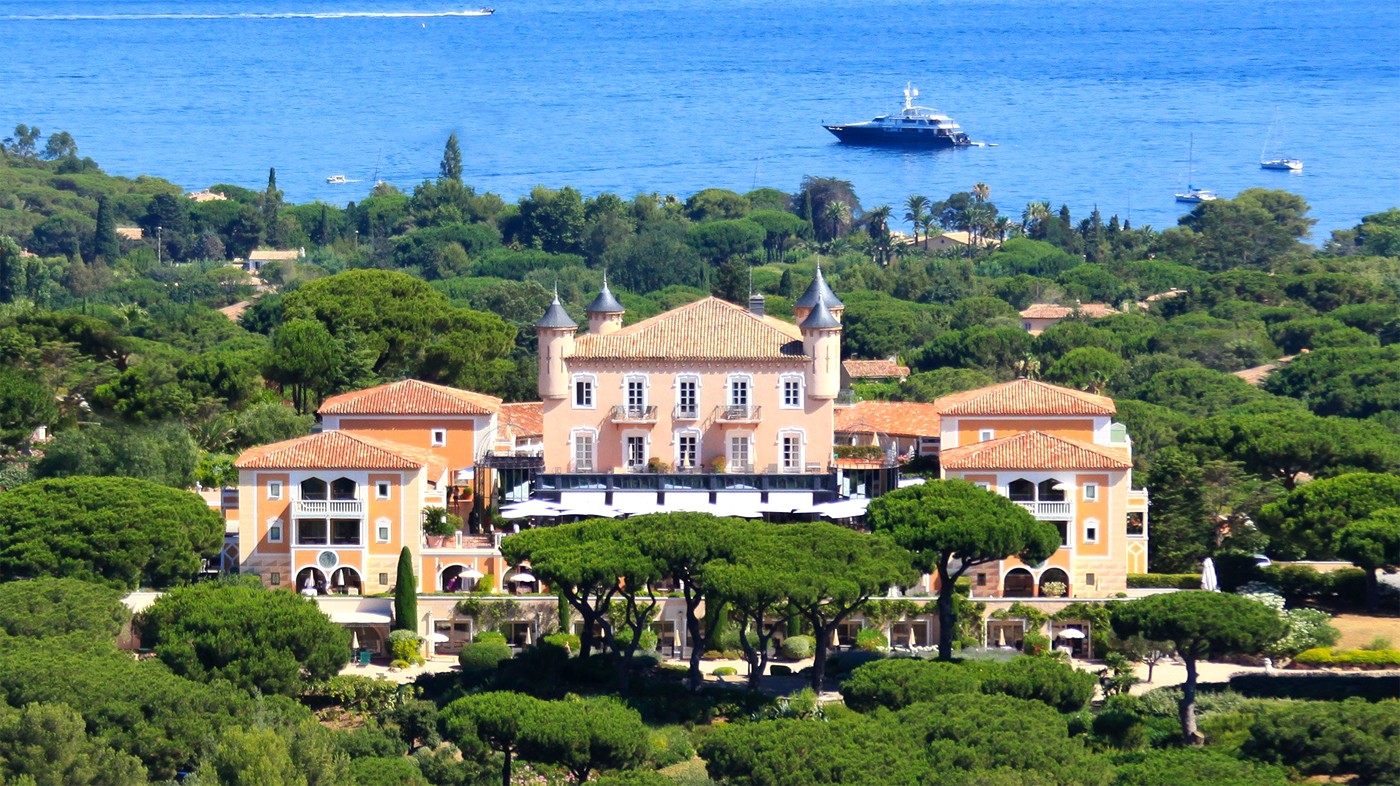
[956,417,1096,446]
[331,415,484,471]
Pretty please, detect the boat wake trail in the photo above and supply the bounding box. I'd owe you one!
[4,9,493,21]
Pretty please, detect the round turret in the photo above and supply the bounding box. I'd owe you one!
[586,276,625,336]
[794,266,844,324]
[535,290,577,400]
[801,292,842,400]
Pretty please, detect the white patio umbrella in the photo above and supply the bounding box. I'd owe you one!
[1201,557,1219,592]
[996,626,1007,648]
[428,632,451,643]
[461,567,485,580]
[510,571,536,583]
[351,631,360,650]
[1056,628,1086,640]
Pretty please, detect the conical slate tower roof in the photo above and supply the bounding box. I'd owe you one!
[800,291,841,330]
[795,266,844,309]
[534,290,578,330]
[586,276,625,314]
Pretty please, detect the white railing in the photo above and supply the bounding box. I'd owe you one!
[294,499,365,516]
[1013,500,1072,518]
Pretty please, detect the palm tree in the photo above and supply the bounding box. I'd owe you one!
[993,216,1012,244]
[866,205,893,266]
[1022,201,1051,239]
[972,182,991,203]
[903,195,930,247]
[822,201,851,243]
[1014,354,1042,380]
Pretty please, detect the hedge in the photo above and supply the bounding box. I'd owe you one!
[1292,647,1400,667]
[1229,672,1400,701]
[458,641,511,672]
[1127,574,1201,589]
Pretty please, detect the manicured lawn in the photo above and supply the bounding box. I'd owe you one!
[1331,613,1400,650]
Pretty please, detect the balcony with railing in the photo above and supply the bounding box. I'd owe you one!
[1012,500,1073,519]
[673,404,699,421]
[293,499,365,517]
[713,404,761,424]
[609,405,658,424]
[422,531,504,551]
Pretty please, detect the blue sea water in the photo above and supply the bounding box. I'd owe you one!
[2,0,1398,237]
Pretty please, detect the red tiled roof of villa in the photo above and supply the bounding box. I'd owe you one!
[499,401,544,441]
[1019,302,1119,319]
[843,359,911,379]
[571,296,806,361]
[940,430,1131,471]
[234,430,446,477]
[1233,354,1299,386]
[318,379,502,416]
[934,379,1116,417]
[834,400,940,438]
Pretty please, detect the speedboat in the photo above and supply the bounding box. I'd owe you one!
[326,174,348,184]
[823,83,972,148]
[1260,158,1303,172]
[1174,187,1218,204]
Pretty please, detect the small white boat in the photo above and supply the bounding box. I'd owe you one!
[1260,108,1302,171]
[326,174,348,184]
[1175,187,1219,204]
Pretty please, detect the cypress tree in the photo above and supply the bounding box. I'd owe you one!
[439,133,463,183]
[92,196,119,263]
[393,547,417,632]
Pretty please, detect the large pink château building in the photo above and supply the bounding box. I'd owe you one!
[532,273,888,511]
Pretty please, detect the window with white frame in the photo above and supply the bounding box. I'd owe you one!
[267,517,283,543]
[625,376,647,417]
[676,432,698,469]
[728,434,751,471]
[375,481,391,500]
[625,435,647,468]
[573,431,596,471]
[727,375,750,407]
[1083,518,1099,543]
[1083,483,1099,502]
[975,481,991,491]
[268,481,283,500]
[780,374,803,409]
[375,518,391,543]
[676,377,698,419]
[979,429,995,442]
[572,375,595,409]
[780,432,803,471]
[430,428,447,447]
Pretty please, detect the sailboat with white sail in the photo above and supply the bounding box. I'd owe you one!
[1175,133,1217,204]
[1260,108,1303,171]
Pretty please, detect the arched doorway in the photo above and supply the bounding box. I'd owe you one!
[296,566,327,596]
[1003,568,1035,598]
[300,478,327,501]
[440,564,482,593]
[505,566,538,595]
[1038,568,1070,598]
[328,566,362,595]
[330,477,357,500]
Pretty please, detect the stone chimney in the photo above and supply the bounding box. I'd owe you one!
[748,292,766,317]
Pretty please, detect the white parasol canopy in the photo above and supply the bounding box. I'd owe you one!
[428,632,451,643]
[1201,557,1219,592]
[1057,628,1087,640]
[500,500,564,519]
[461,567,485,580]
[509,571,536,583]
[351,631,360,649]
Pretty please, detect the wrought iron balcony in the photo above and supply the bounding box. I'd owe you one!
[610,405,658,423]
[673,405,700,420]
[713,404,761,423]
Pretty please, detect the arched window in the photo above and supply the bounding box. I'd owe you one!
[330,477,357,500]
[1038,568,1070,598]
[1007,479,1035,502]
[300,478,327,501]
[1038,479,1066,502]
[1003,568,1035,598]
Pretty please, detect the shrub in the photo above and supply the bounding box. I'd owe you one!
[779,635,815,660]
[1127,573,1202,589]
[1292,647,1400,667]
[388,629,425,666]
[1229,672,1400,701]
[977,656,1097,713]
[1092,700,1149,751]
[474,630,507,644]
[645,724,696,769]
[540,632,580,654]
[712,666,737,677]
[769,664,792,676]
[1243,698,1400,782]
[1114,749,1288,786]
[841,659,983,712]
[855,628,889,652]
[458,641,511,673]
[1364,636,1394,651]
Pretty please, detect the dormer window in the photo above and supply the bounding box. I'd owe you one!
[979,429,995,442]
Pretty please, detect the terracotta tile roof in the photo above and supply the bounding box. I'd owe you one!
[498,401,544,442]
[235,430,445,476]
[935,379,1116,417]
[843,359,910,380]
[248,248,302,261]
[941,430,1131,471]
[319,379,502,416]
[1019,302,1119,320]
[1233,354,1298,386]
[217,301,250,321]
[835,400,940,437]
[572,297,805,361]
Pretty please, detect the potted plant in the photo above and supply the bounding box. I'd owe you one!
[423,506,461,547]
[708,455,728,474]
[646,457,670,474]
[1040,581,1068,598]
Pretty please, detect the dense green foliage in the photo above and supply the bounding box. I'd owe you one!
[138,579,350,696]
[0,576,128,639]
[1243,698,1400,782]
[0,476,223,588]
